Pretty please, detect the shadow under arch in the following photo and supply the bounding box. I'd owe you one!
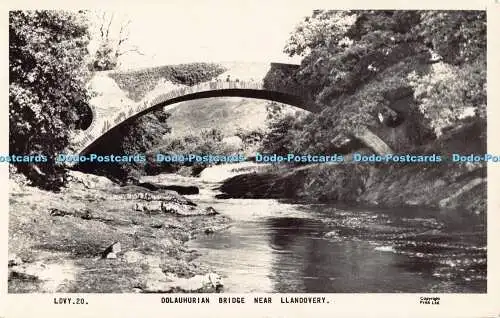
[79,88,324,156]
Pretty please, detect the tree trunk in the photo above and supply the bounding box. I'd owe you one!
[351,125,394,155]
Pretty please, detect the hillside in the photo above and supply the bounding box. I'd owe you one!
[158,61,302,138]
[107,62,227,102]
[163,97,304,138]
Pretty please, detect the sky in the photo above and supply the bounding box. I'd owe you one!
[87,0,489,70]
[87,1,315,69]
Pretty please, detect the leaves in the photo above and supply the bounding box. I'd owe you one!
[266,10,486,154]
[9,10,91,189]
[416,11,486,65]
[284,10,357,57]
[408,58,486,136]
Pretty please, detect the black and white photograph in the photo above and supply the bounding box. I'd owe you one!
[7,4,488,297]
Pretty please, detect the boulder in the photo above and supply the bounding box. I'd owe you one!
[324,230,340,239]
[8,260,77,292]
[204,228,214,234]
[67,170,116,189]
[122,251,145,263]
[132,200,217,217]
[116,186,197,205]
[137,182,199,195]
[8,254,23,267]
[101,242,122,259]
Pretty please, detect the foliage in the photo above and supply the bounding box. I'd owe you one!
[235,127,265,144]
[408,58,486,136]
[298,164,371,202]
[108,63,227,101]
[260,113,316,154]
[262,63,308,99]
[9,10,91,190]
[84,111,172,181]
[292,11,423,106]
[87,11,143,71]
[267,10,486,154]
[265,102,285,122]
[260,115,297,154]
[284,10,357,57]
[92,42,118,71]
[145,128,238,176]
[415,11,486,65]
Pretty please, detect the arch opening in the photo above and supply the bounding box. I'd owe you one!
[78,88,324,156]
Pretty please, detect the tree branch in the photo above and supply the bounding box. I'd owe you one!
[99,12,105,39]
[105,12,114,41]
[116,19,132,55]
[116,47,145,57]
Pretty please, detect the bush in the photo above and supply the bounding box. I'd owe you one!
[92,42,118,71]
[260,115,299,155]
[407,58,486,137]
[416,11,486,65]
[9,10,91,190]
[145,128,237,176]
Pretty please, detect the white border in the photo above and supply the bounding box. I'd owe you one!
[1,1,499,318]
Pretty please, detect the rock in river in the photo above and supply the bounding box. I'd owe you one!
[134,201,218,216]
[136,182,199,195]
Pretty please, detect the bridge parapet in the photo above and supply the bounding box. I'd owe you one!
[145,80,264,108]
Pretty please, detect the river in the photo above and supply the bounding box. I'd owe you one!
[143,164,487,293]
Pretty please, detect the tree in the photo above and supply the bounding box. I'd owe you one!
[271,10,486,154]
[415,11,486,65]
[284,10,357,58]
[90,11,143,71]
[9,10,91,190]
[265,102,284,122]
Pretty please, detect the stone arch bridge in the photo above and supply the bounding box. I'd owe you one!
[70,62,393,157]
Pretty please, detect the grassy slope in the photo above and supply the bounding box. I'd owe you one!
[164,97,305,138]
[165,97,268,137]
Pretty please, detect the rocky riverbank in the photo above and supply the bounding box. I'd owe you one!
[218,120,487,216]
[218,162,486,216]
[8,168,230,293]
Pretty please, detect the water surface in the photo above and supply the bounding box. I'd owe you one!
[151,171,487,293]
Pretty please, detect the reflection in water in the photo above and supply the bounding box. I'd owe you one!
[267,217,315,250]
[265,217,426,293]
[267,217,316,292]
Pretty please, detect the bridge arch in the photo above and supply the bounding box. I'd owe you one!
[74,80,324,156]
